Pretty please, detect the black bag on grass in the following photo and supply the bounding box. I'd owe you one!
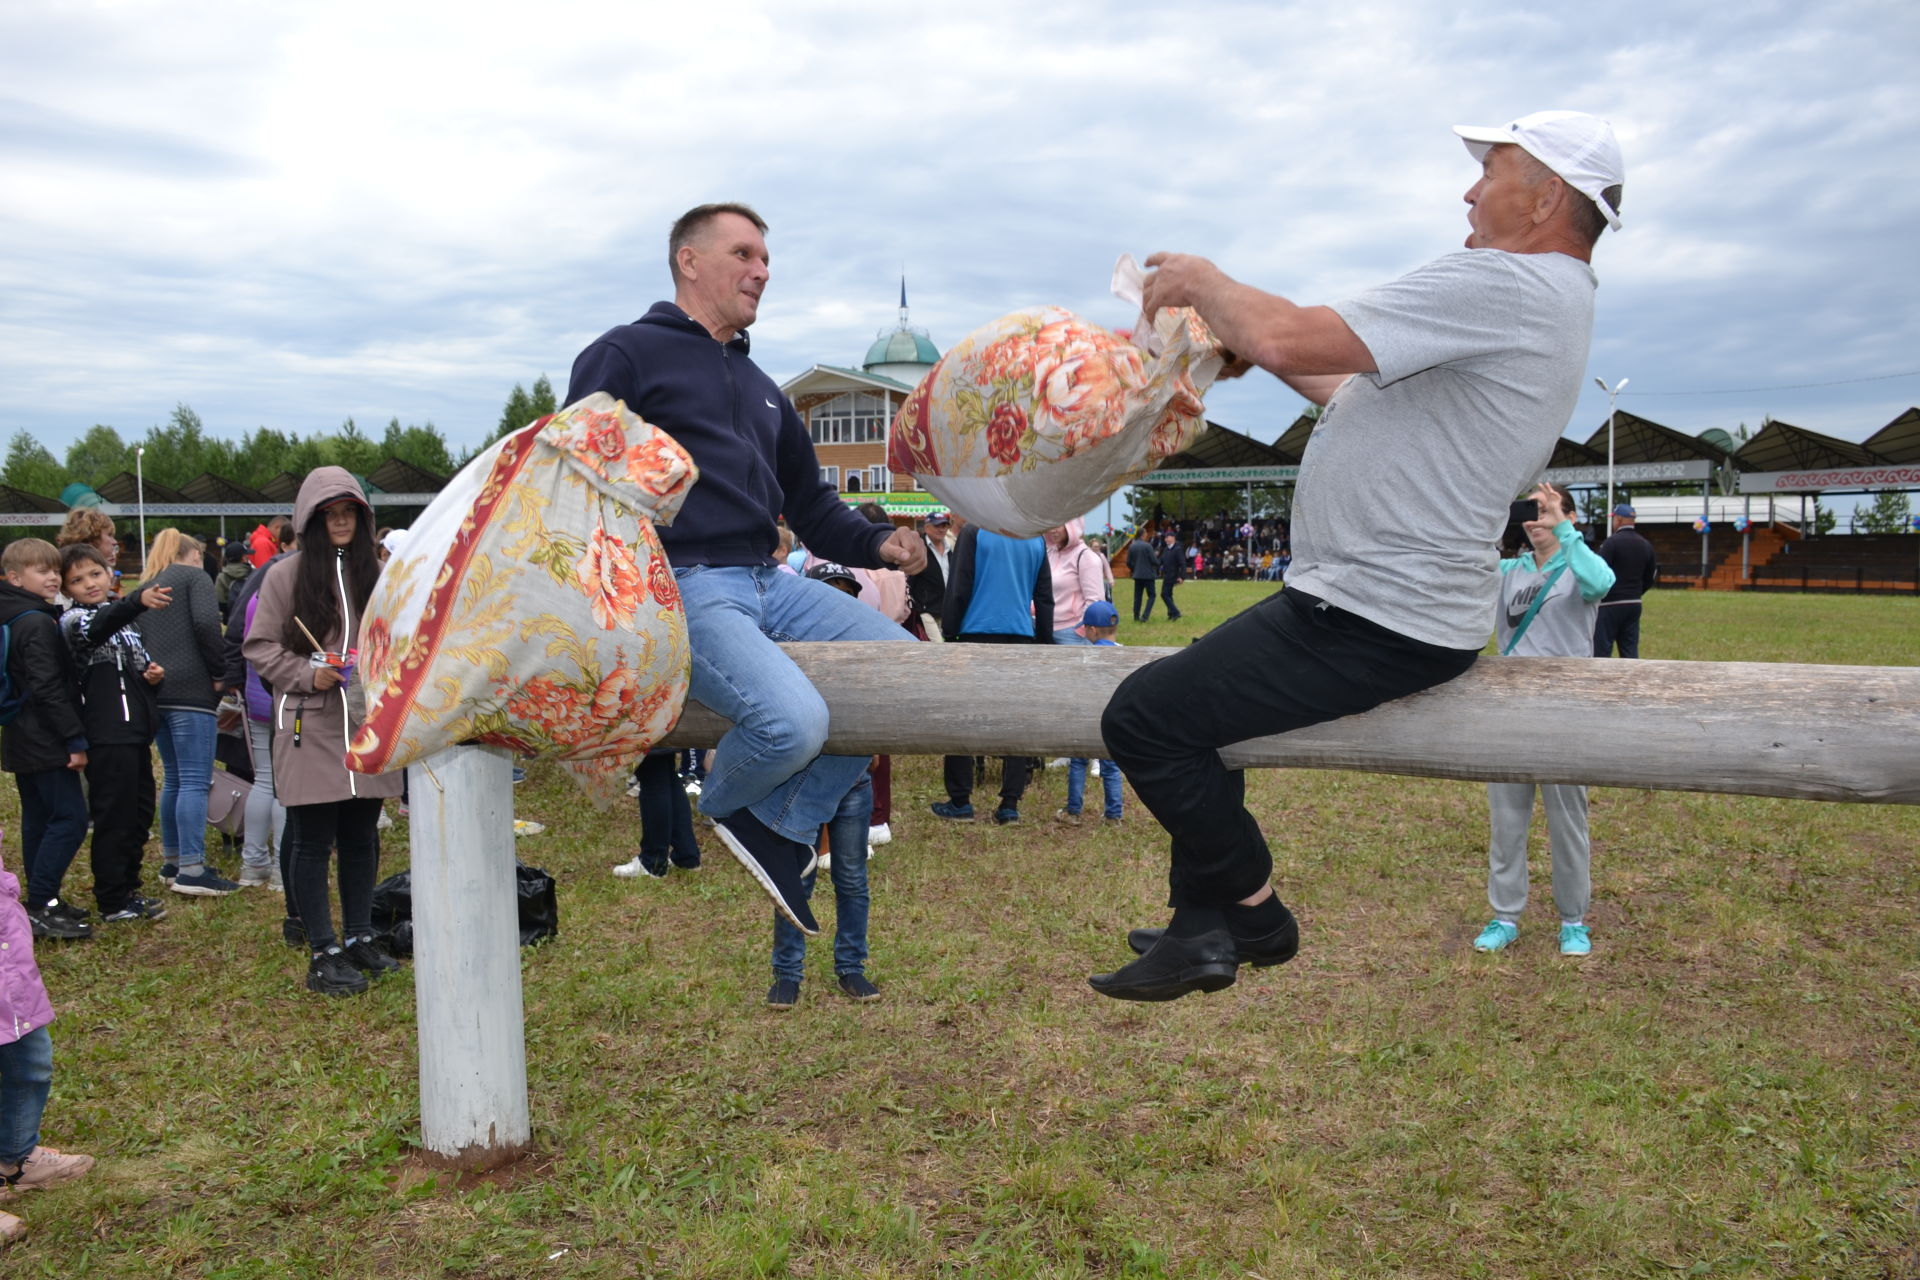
[367,863,557,954]
[370,871,414,956]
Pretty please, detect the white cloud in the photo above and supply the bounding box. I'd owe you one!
[0,0,1915,467]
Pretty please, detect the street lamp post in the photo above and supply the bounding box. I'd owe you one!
[135,446,147,566]
[1593,376,1629,528]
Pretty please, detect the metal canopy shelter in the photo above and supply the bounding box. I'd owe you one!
[1863,407,1920,464]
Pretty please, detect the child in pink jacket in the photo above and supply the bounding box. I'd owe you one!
[1,833,95,1244]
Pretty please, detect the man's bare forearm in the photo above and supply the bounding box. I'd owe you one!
[1141,253,1374,406]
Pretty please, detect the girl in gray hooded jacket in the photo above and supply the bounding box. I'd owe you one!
[243,468,403,996]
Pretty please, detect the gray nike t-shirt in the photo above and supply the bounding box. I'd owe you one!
[1285,249,1596,650]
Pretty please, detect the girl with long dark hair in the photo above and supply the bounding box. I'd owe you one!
[243,468,403,996]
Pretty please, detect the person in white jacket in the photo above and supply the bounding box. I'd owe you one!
[1474,482,1614,958]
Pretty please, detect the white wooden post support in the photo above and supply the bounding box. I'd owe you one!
[407,744,531,1169]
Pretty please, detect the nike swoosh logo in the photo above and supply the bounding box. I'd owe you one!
[765,398,778,408]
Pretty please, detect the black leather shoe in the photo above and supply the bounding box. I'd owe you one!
[1089,927,1240,1002]
[1127,906,1300,969]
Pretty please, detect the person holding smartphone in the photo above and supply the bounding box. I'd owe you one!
[243,468,405,995]
[1474,482,1614,957]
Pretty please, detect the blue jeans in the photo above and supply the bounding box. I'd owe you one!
[1053,627,1091,647]
[155,708,218,868]
[1066,757,1124,819]
[17,768,89,906]
[771,774,873,981]
[674,565,913,843]
[0,1025,53,1166]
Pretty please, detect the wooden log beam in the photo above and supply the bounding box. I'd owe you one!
[659,643,1920,805]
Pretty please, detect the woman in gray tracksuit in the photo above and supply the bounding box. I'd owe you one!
[1473,482,1614,959]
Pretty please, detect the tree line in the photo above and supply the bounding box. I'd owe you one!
[1,376,560,500]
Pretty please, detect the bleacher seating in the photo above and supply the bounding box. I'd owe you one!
[1748,533,1918,594]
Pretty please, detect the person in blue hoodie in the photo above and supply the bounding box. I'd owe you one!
[565,202,925,942]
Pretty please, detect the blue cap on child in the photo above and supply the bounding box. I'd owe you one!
[1080,600,1120,629]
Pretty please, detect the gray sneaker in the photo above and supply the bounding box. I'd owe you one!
[238,864,275,887]
[102,895,168,923]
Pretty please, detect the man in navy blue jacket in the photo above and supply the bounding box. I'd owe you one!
[567,202,924,946]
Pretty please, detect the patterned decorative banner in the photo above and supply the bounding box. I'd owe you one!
[1738,466,1920,493]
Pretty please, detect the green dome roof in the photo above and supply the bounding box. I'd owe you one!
[864,327,940,369]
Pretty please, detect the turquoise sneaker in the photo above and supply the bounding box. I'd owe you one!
[1473,920,1518,953]
[1559,923,1591,957]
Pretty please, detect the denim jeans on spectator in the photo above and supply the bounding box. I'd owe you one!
[18,768,89,907]
[1052,627,1091,647]
[674,565,913,843]
[155,708,218,869]
[1066,757,1124,819]
[771,774,873,981]
[1102,587,1477,908]
[0,1025,53,1166]
[241,719,286,870]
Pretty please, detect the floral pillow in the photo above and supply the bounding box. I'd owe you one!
[346,393,697,806]
[887,303,1222,537]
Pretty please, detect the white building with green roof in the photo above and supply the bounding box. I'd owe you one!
[780,281,945,516]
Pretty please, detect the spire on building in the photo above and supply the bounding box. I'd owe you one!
[864,275,940,376]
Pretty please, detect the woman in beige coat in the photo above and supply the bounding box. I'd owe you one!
[243,468,403,996]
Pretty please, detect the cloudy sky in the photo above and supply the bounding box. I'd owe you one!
[3,0,1916,475]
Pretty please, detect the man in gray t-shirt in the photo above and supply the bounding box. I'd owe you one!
[1093,111,1626,1003]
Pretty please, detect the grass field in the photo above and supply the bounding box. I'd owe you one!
[6,585,1917,1278]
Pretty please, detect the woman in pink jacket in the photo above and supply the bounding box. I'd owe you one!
[1045,519,1107,647]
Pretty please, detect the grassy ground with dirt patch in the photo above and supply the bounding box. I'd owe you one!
[6,585,1917,1277]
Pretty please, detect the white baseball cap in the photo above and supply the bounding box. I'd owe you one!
[1453,111,1625,231]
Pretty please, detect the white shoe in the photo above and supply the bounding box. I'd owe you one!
[612,857,664,879]
[513,819,546,836]
[376,809,394,830]
[815,851,831,871]
[867,823,892,848]
[1047,757,1071,770]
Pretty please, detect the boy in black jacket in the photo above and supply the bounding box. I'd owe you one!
[0,539,92,941]
[58,544,172,923]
